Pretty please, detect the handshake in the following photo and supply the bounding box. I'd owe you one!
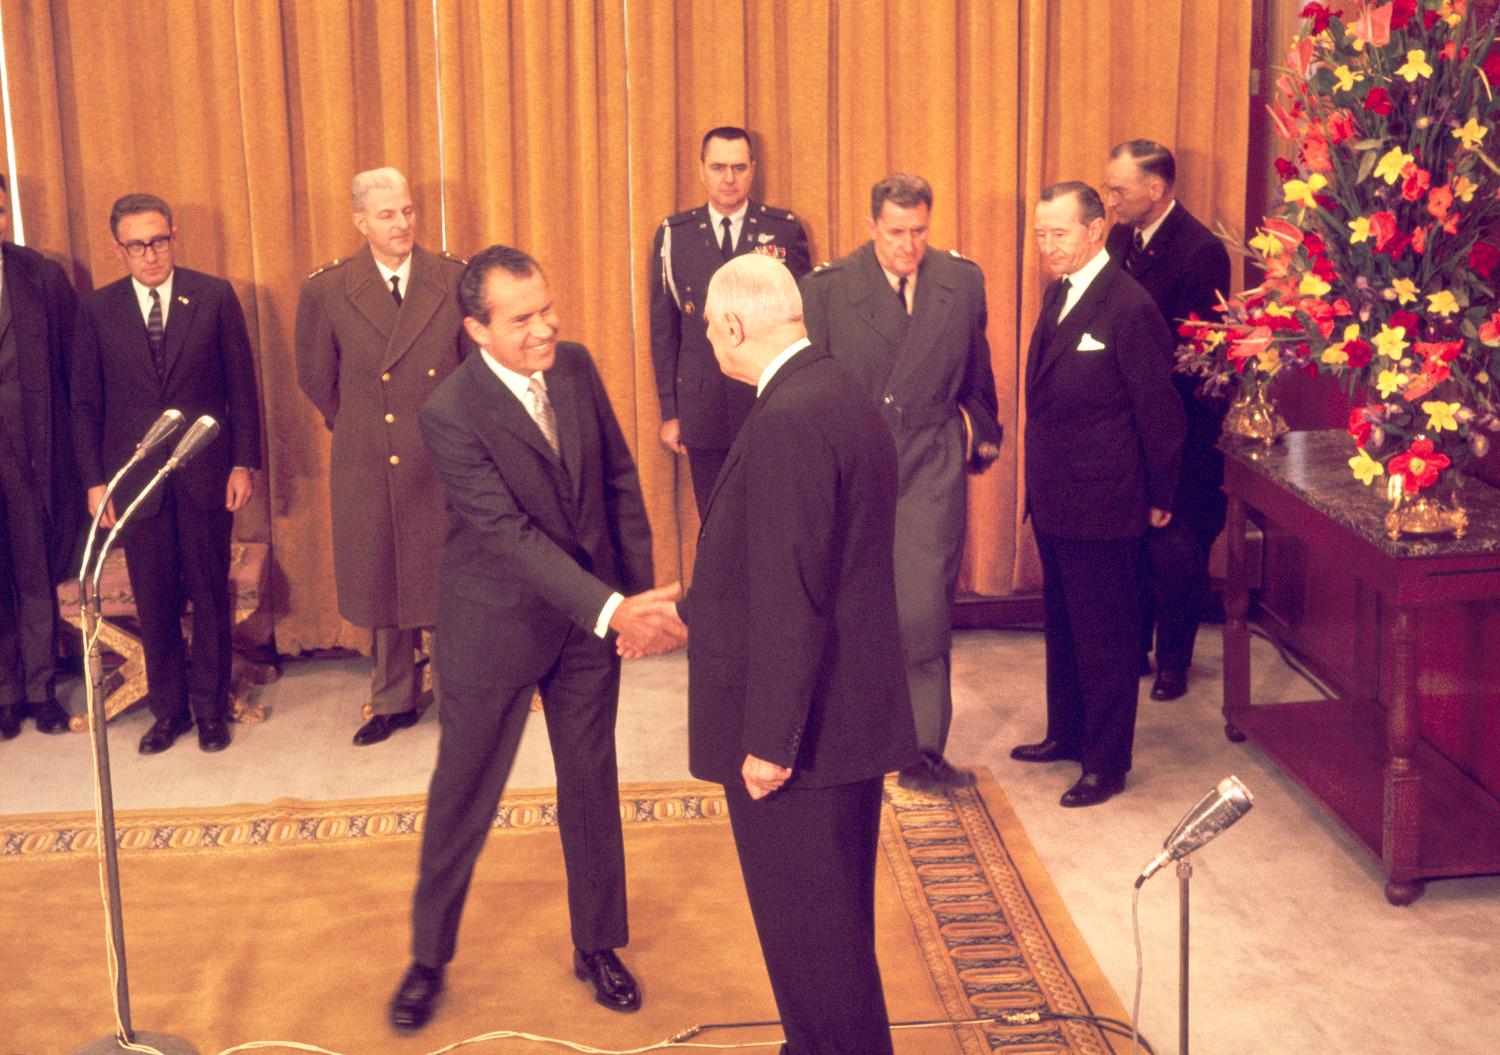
[609,582,688,659]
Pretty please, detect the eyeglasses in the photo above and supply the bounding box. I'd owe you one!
[117,235,173,257]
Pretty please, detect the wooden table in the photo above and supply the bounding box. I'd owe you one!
[1221,430,1500,904]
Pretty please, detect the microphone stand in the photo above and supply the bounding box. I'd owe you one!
[74,456,199,1055]
[1177,856,1192,1055]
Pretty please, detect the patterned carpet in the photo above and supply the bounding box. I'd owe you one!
[0,770,1128,1054]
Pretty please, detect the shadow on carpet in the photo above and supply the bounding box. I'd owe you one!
[0,770,1127,1054]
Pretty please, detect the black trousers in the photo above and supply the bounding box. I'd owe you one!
[685,445,728,517]
[725,774,893,1055]
[1037,530,1143,779]
[0,434,57,707]
[411,625,627,967]
[120,483,232,723]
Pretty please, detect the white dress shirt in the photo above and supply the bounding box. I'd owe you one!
[1057,246,1111,323]
[707,201,750,254]
[132,271,176,327]
[1136,199,1176,250]
[757,337,812,395]
[374,255,413,302]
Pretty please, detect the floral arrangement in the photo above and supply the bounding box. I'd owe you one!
[1179,0,1500,493]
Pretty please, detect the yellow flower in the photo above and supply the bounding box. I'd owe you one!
[1203,329,1226,350]
[1423,400,1462,432]
[1427,290,1461,316]
[1374,147,1414,184]
[1322,346,1349,365]
[1439,0,1462,26]
[1390,278,1419,304]
[1396,50,1433,82]
[1373,325,1409,360]
[1283,174,1329,208]
[1299,273,1332,297]
[1377,369,1410,397]
[1349,449,1385,486]
[1265,302,1298,318]
[1341,323,1361,342]
[1453,118,1489,150]
[1256,347,1282,373]
[1249,229,1287,257]
[1334,65,1364,92]
[1454,175,1478,203]
[1348,216,1372,244]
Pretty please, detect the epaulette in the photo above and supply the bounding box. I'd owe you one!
[306,257,349,280]
[438,250,467,266]
[664,208,700,226]
[948,248,981,267]
[808,260,842,276]
[755,203,798,223]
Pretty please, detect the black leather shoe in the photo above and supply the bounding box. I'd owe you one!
[33,698,72,734]
[0,704,22,739]
[388,962,443,1032]
[353,708,420,746]
[1151,668,1189,701]
[197,716,231,752]
[898,756,975,793]
[138,713,193,755]
[1060,772,1126,808]
[573,948,641,1012]
[1010,739,1079,764]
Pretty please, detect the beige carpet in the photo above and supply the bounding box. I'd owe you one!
[0,772,1129,1054]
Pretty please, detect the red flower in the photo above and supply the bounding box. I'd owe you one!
[1479,311,1500,344]
[1427,185,1454,220]
[1389,440,1451,493]
[1300,2,1339,34]
[1348,407,1373,448]
[1414,340,1464,364]
[1411,224,1428,254]
[1370,211,1399,250]
[1422,8,1440,30]
[1484,51,1500,87]
[1303,230,1327,257]
[1391,0,1417,30]
[1364,87,1393,115]
[1274,157,1300,183]
[1327,109,1359,144]
[1301,126,1333,173]
[1312,255,1338,282]
[1389,309,1421,334]
[1438,41,1458,61]
[1401,162,1431,202]
[1345,338,1374,369]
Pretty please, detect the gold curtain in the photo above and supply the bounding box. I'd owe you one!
[1,0,1251,651]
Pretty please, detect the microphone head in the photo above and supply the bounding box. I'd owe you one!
[137,409,186,455]
[163,415,221,471]
[1164,776,1254,860]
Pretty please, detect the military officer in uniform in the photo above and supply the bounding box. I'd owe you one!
[296,167,467,745]
[649,126,811,512]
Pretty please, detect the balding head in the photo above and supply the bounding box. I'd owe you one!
[703,255,807,385]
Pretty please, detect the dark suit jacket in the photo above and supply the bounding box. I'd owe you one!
[419,343,653,689]
[72,267,261,519]
[1,243,82,579]
[1024,257,1184,540]
[1106,202,1232,529]
[296,244,467,628]
[681,344,918,788]
[649,201,810,449]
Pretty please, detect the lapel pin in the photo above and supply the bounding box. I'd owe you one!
[177,295,190,305]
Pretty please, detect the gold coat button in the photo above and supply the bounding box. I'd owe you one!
[389,454,400,466]
[427,368,437,377]
[380,372,391,382]
[385,413,396,424]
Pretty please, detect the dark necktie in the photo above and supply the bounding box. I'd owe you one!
[897,276,909,315]
[720,217,734,260]
[390,274,403,305]
[1038,277,1071,347]
[146,288,165,376]
[1126,230,1146,273]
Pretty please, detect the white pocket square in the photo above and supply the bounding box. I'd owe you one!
[1077,333,1106,352]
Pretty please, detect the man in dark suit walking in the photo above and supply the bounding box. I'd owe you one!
[0,174,82,739]
[649,126,810,513]
[388,245,682,1032]
[676,253,918,1054]
[800,173,1000,794]
[1011,182,1184,808]
[72,194,261,755]
[296,166,467,745]
[1104,140,1232,702]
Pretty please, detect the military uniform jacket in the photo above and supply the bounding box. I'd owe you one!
[295,243,466,629]
[0,243,82,580]
[649,200,810,449]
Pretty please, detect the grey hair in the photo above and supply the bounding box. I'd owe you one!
[351,167,410,211]
[705,254,803,333]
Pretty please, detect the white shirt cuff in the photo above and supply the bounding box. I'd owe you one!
[595,592,625,638]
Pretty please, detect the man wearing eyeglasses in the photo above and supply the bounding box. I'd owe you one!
[71,194,261,755]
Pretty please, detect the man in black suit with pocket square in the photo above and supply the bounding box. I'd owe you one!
[672,253,919,1054]
[1011,182,1184,809]
[71,194,261,755]
[1104,140,1232,703]
[388,245,683,1033]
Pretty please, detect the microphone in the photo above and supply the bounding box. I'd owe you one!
[134,408,186,458]
[162,415,221,472]
[1135,776,1254,887]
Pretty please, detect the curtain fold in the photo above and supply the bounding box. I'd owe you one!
[1,0,1252,650]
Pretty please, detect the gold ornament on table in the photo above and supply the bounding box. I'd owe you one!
[1222,371,1290,447]
[1384,472,1468,541]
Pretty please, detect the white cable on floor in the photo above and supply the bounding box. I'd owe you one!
[1130,883,1145,1055]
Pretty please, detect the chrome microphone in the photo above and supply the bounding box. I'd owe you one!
[1136,776,1254,887]
[162,415,220,472]
[134,408,186,458]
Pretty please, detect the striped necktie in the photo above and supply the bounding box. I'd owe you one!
[527,376,561,458]
[147,289,165,375]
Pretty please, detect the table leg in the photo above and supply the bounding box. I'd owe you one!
[1383,604,1424,905]
[1222,495,1249,743]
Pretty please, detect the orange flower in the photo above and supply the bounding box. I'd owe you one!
[1350,1,1394,48]
[1427,185,1454,220]
[1302,126,1333,173]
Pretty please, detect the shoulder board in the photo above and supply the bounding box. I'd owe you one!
[665,208,700,226]
[438,250,467,266]
[305,257,348,280]
[755,203,797,223]
[947,249,981,267]
[809,260,841,275]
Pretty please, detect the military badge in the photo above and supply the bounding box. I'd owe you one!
[752,243,788,262]
[685,301,695,315]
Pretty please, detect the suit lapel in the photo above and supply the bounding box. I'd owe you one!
[384,246,444,371]
[159,269,199,385]
[468,354,569,485]
[545,359,584,505]
[1129,204,1186,284]
[347,247,397,343]
[841,244,903,349]
[885,249,954,392]
[1030,262,1119,387]
[109,279,159,389]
